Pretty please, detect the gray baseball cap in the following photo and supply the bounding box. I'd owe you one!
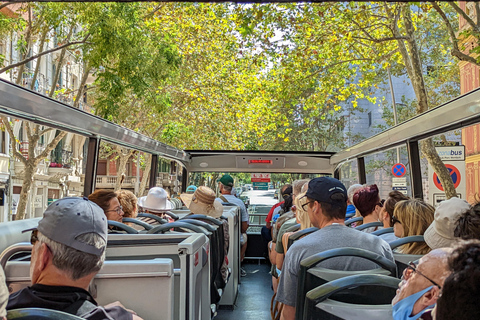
[24,197,108,256]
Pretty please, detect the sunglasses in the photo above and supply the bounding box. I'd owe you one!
[30,229,39,245]
[403,261,442,289]
[391,215,401,225]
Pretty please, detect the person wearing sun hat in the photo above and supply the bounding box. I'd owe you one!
[180,186,224,218]
[137,187,175,223]
[424,197,471,250]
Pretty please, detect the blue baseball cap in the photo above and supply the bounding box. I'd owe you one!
[186,185,197,193]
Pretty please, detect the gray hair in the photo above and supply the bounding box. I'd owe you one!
[38,232,106,280]
[222,184,233,193]
[347,184,363,204]
[293,179,310,196]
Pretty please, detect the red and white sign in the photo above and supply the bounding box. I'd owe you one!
[251,173,271,182]
[251,178,271,182]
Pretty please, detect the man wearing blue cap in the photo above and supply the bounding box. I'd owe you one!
[7,197,142,320]
[276,177,394,320]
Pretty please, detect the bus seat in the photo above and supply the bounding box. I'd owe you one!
[0,218,40,255]
[303,274,400,320]
[390,235,425,276]
[295,247,397,320]
[344,217,363,227]
[93,258,175,320]
[164,211,179,221]
[287,227,319,250]
[137,213,168,224]
[106,233,210,320]
[372,227,394,236]
[122,217,153,231]
[355,222,383,231]
[107,221,138,234]
[7,308,85,319]
[147,221,209,235]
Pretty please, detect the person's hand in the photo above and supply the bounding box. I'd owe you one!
[104,301,140,316]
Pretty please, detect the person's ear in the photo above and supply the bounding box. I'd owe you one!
[38,243,51,271]
[419,286,441,309]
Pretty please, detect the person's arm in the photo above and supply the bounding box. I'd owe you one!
[269,242,277,265]
[241,221,248,233]
[281,305,295,320]
[276,253,285,270]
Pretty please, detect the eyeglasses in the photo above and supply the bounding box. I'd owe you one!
[403,261,442,289]
[391,215,401,225]
[301,201,314,211]
[106,206,123,215]
[378,199,385,207]
[30,230,38,245]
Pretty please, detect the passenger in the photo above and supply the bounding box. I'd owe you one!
[262,184,291,244]
[280,192,314,254]
[116,190,138,227]
[88,189,124,223]
[346,184,362,219]
[392,199,434,255]
[379,191,409,243]
[454,200,480,240]
[276,177,394,320]
[352,184,383,232]
[185,185,197,194]
[137,187,174,223]
[391,248,452,320]
[7,197,141,319]
[0,267,7,320]
[216,174,249,276]
[276,180,309,271]
[424,197,471,250]
[434,240,480,320]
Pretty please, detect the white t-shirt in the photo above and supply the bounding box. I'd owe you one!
[216,194,249,222]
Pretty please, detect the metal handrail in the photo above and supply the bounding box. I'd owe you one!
[0,242,32,269]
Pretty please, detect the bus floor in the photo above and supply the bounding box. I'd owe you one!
[216,261,272,320]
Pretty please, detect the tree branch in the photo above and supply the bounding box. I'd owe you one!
[448,1,480,33]
[1,117,27,165]
[0,34,91,74]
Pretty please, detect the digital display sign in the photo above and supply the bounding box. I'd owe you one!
[248,159,273,164]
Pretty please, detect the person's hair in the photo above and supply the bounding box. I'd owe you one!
[436,240,480,320]
[116,190,138,219]
[307,194,347,220]
[296,192,313,230]
[394,199,434,255]
[347,184,363,204]
[38,232,106,280]
[352,184,380,217]
[293,179,310,197]
[454,201,480,240]
[221,184,232,193]
[281,185,294,212]
[280,184,292,194]
[88,189,118,212]
[384,190,410,226]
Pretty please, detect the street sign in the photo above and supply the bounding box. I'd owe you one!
[251,173,271,179]
[251,178,271,183]
[392,163,407,177]
[392,186,408,195]
[433,164,462,191]
[252,182,269,190]
[435,146,465,161]
[392,177,407,187]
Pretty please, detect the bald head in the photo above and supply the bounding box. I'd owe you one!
[392,248,452,316]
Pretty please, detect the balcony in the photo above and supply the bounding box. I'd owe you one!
[95,175,136,189]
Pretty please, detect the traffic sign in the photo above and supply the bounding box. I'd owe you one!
[392,177,407,187]
[433,164,461,191]
[392,163,407,177]
[252,182,269,190]
[392,186,408,195]
[251,178,270,183]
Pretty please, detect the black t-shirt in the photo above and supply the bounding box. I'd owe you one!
[7,284,133,320]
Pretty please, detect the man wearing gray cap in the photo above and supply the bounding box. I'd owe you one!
[7,197,141,320]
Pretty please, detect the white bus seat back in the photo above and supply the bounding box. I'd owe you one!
[93,258,174,320]
[219,206,240,307]
[316,299,393,320]
[308,266,392,282]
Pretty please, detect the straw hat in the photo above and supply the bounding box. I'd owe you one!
[180,186,223,218]
[424,197,471,249]
[138,187,173,212]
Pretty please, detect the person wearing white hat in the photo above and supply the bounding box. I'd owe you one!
[138,187,174,222]
[424,197,471,250]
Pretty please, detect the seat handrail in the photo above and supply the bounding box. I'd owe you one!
[107,221,138,234]
[372,227,394,236]
[185,214,223,226]
[7,307,85,319]
[355,221,383,231]
[163,211,179,221]
[287,227,319,250]
[0,242,32,269]
[305,274,400,304]
[122,218,153,230]
[180,219,217,232]
[389,235,425,250]
[137,213,168,224]
[345,217,363,227]
[147,221,208,235]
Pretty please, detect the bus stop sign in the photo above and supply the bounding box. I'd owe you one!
[392,163,406,177]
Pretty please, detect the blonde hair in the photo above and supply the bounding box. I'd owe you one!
[116,190,138,219]
[394,199,434,255]
[295,192,313,230]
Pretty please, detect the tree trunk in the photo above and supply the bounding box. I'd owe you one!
[30,28,48,91]
[73,65,92,109]
[15,162,35,220]
[138,154,152,197]
[114,147,133,191]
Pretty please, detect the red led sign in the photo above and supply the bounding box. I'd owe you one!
[248,159,273,164]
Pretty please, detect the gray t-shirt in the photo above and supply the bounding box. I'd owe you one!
[217,194,248,222]
[276,224,394,307]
